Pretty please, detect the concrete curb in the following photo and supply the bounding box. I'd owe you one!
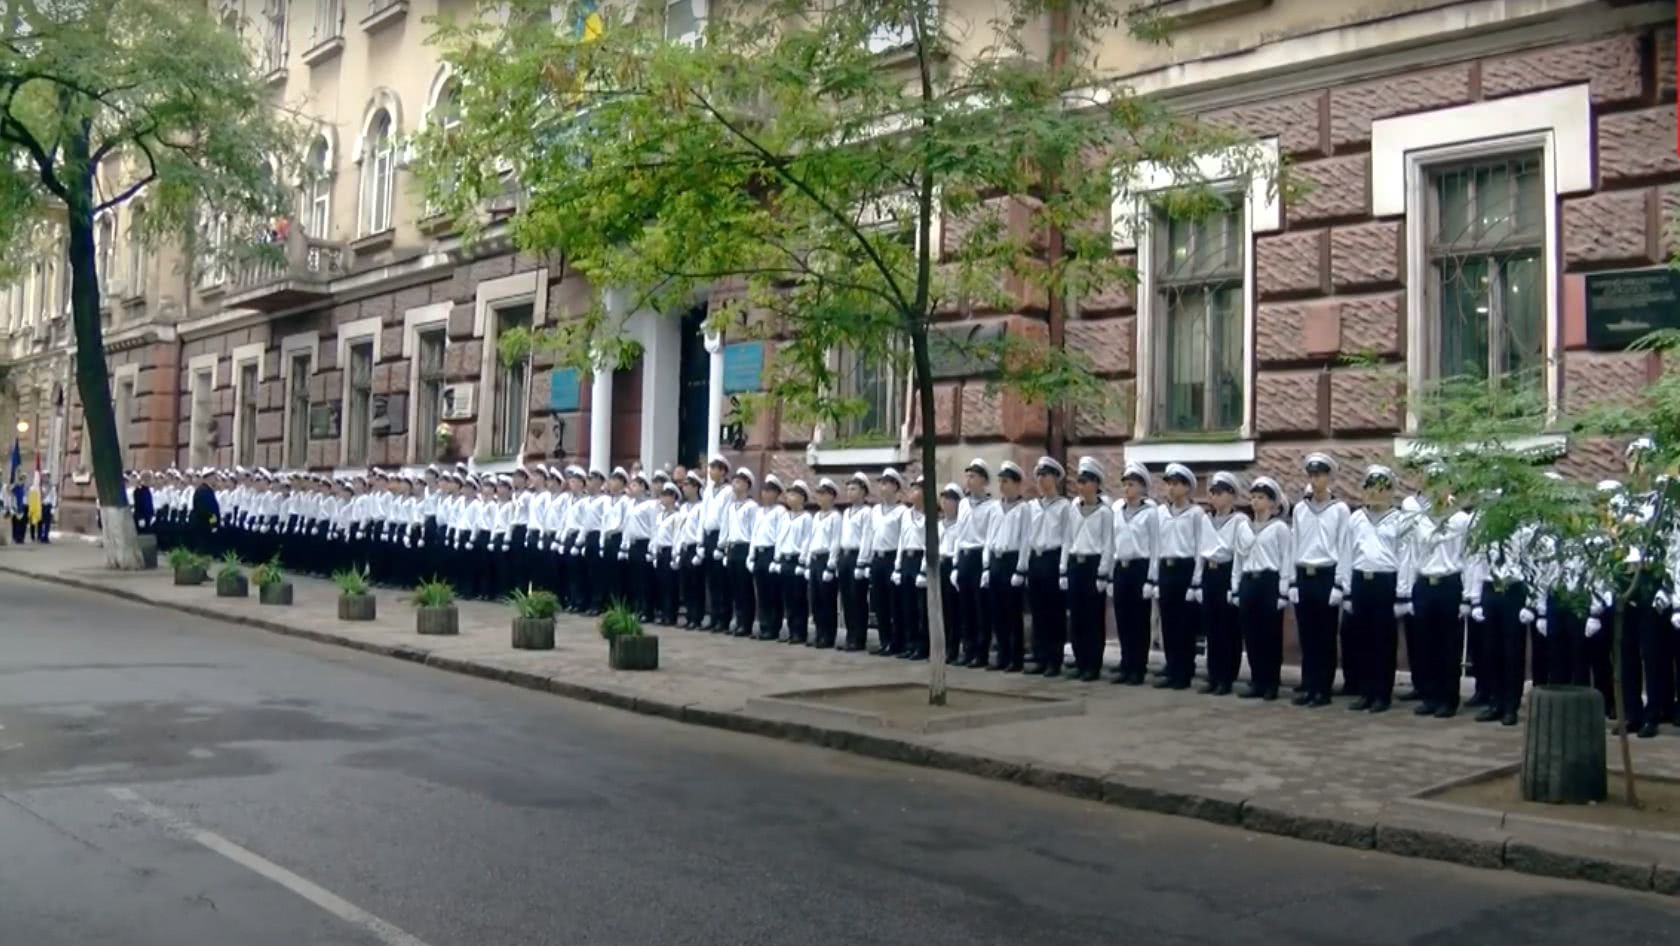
[4,561,1674,899]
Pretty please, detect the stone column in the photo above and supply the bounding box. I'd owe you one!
[589,348,613,472]
[704,330,724,460]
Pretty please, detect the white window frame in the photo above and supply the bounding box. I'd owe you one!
[1371,84,1592,439]
[263,0,289,73]
[403,302,451,462]
[359,110,395,236]
[231,342,266,468]
[313,0,342,45]
[94,211,116,297]
[1112,137,1278,465]
[111,363,139,470]
[471,269,549,459]
[865,0,935,54]
[336,317,382,467]
[280,331,318,469]
[663,0,707,45]
[125,202,147,300]
[187,353,221,468]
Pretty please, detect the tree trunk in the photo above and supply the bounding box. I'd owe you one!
[1519,684,1607,804]
[64,131,141,570]
[1610,598,1640,808]
[910,324,947,706]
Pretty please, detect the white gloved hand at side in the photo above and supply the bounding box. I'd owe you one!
[980,572,991,589]
[855,568,869,581]
[1471,606,1485,623]
[1393,603,1412,618]
[1276,597,1288,611]
[1536,618,1548,636]
[1142,583,1158,600]
[1585,616,1602,636]
[1328,588,1344,608]
[1288,587,1299,605]
[1010,573,1024,588]
[1058,576,1068,591]
[1519,607,1535,625]
[891,571,902,586]
[915,573,927,588]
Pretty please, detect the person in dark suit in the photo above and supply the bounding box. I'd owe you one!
[130,471,156,536]
[190,469,221,555]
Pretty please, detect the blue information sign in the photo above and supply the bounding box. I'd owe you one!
[549,368,581,412]
[721,341,764,395]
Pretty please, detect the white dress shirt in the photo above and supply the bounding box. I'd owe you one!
[870,502,905,557]
[1413,508,1472,579]
[652,507,680,553]
[1292,497,1350,572]
[841,504,872,556]
[983,496,1033,572]
[896,508,928,578]
[1060,498,1116,578]
[725,496,759,545]
[776,510,812,559]
[624,497,660,544]
[1235,516,1294,595]
[1339,506,1415,599]
[701,478,731,533]
[804,509,841,569]
[1028,496,1073,554]
[1112,500,1156,562]
[957,495,997,551]
[1199,510,1245,564]
[600,493,628,535]
[1151,502,1206,586]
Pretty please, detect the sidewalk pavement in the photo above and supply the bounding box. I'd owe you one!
[3,541,1678,896]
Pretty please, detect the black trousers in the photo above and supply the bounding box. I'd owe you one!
[1542,592,1591,688]
[704,529,728,625]
[36,504,51,542]
[601,532,625,608]
[581,531,602,611]
[1238,571,1283,691]
[729,542,754,632]
[1202,561,1240,687]
[1111,558,1150,677]
[1414,574,1465,710]
[508,525,529,594]
[838,549,867,650]
[1618,581,1674,729]
[1156,558,1196,685]
[629,539,652,618]
[781,555,808,642]
[1483,580,1530,716]
[1468,580,1492,701]
[1350,570,1399,703]
[809,551,838,646]
[655,548,679,624]
[681,544,705,626]
[1067,556,1104,676]
[956,548,986,662]
[896,551,927,656]
[1027,550,1064,671]
[869,552,898,653]
[988,551,1024,670]
[752,548,779,637]
[1295,566,1339,696]
[938,558,959,659]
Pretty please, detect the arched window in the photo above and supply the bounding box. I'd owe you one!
[95,213,115,294]
[30,261,44,324]
[361,109,394,235]
[433,75,462,132]
[126,204,148,296]
[304,136,332,237]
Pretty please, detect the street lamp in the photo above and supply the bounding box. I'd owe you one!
[15,420,27,435]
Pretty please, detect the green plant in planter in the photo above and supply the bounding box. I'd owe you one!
[217,551,243,581]
[333,567,371,596]
[599,601,642,640]
[167,547,199,571]
[509,587,560,619]
[412,577,456,609]
[252,557,285,589]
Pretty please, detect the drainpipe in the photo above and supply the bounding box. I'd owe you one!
[1045,2,1071,465]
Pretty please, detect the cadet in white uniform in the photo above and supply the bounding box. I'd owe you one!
[805,478,842,648]
[1060,457,1114,682]
[1198,471,1246,695]
[749,476,787,640]
[1410,469,1473,718]
[1026,458,1072,676]
[1291,452,1349,708]
[869,469,907,656]
[838,473,873,652]
[1151,463,1205,690]
[893,476,930,660]
[1234,477,1291,700]
[1110,462,1157,685]
[1338,465,1413,713]
[723,468,760,635]
[983,461,1032,673]
[954,459,998,667]
[776,481,813,644]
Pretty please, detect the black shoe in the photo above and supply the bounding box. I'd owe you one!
[945,654,961,665]
[1501,712,1519,726]
[1005,664,1023,674]
[1348,697,1371,712]
[733,628,753,638]
[815,640,834,649]
[1638,721,1660,739]
[1433,705,1458,719]
[908,650,928,662]
[1309,693,1331,707]
[1292,691,1313,707]
[1370,700,1391,714]
[1474,706,1501,723]
[1465,693,1490,708]
[1197,682,1218,695]
[1110,673,1129,685]
[896,649,916,659]
[1398,689,1421,702]
[1080,670,1100,682]
[1238,685,1263,699]
[1262,687,1279,702]
[1414,702,1439,717]
[1152,677,1176,689]
[1215,684,1233,696]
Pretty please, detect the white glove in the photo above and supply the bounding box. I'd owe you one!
[1097,578,1110,596]
[1227,592,1238,607]
[558,544,569,556]
[1586,616,1602,636]
[417,538,425,548]
[713,548,724,561]
[769,562,780,574]
[949,570,960,590]
[795,566,807,578]
[1328,588,1344,608]
[855,568,869,581]
[891,571,902,586]
[1276,597,1288,611]
[1519,607,1535,625]
[618,551,629,561]
[1536,618,1548,636]
[1393,603,1412,618]
[1672,611,1680,630]
[691,554,703,566]
[1288,587,1299,605]
[1058,576,1068,591]
[1657,590,1672,610]
[823,570,836,583]
[1010,573,1024,588]
[1458,603,1470,619]
[914,573,927,588]
[403,537,412,548]
[1590,597,1604,617]
[1106,582,1116,598]
[980,571,991,589]
[1142,582,1157,600]
[1341,599,1353,614]
[670,559,680,572]
[1187,587,1200,603]
[1471,606,1485,623]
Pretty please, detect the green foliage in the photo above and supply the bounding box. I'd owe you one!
[217,551,243,580]
[166,546,200,570]
[508,585,560,619]
[497,325,536,368]
[412,577,456,609]
[252,557,285,589]
[333,568,371,597]
[598,601,642,640]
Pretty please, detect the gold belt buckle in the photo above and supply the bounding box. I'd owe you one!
[1428,575,1441,586]
[1361,570,1374,580]
[1304,565,1319,576]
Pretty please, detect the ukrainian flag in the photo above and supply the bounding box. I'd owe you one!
[574,0,604,42]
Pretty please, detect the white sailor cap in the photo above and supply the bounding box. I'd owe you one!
[513,466,532,478]
[566,465,586,479]
[1626,436,1657,458]
[733,466,756,486]
[651,469,669,483]
[661,481,681,497]
[631,471,650,488]
[426,464,441,475]
[1362,464,1395,486]
[964,457,991,479]
[942,481,963,499]
[1034,456,1065,478]
[849,471,871,489]
[1076,456,1105,482]
[1596,479,1624,493]
[684,470,704,486]
[878,467,905,487]
[610,466,629,482]
[817,477,838,495]
[762,474,783,492]
[909,474,925,489]
[1303,452,1337,474]
[708,454,729,469]
[1209,471,1242,493]
[588,468,607,481]
[1249,476,1282,500]
[497,474,514,487]
[1163,462,1194,486]
[1121,461,1150,487]
[787,479,809,496]
[998,460,1023,481]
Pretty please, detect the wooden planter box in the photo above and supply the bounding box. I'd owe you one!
[173,564,207,586]
[216,573,249,597]
[138,534,159,569]
[258,582,293,605]
[608,634,660,671]
[338,593,377,621]
[417,605,460,636]
[512,616,556,650]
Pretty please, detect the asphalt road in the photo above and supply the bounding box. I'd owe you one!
[0,573,1676,946]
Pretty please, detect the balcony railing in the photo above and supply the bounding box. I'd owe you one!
[224,226,346,313]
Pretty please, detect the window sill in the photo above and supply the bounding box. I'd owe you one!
[805,443,912,469]
[1147,0,1271,28]
[199,282,228,301]
[349,229,395,255]
[469,457,524,475]
[1124,438,1256,465]
[360,1,408,33]
[301,36,344,68]
[262,66,288,87]
[1393,433,1566,461]
[417,212,456,237]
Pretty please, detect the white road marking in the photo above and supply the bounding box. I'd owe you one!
[107,787,434,946]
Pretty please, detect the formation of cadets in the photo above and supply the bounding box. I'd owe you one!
[124,443,1680,737]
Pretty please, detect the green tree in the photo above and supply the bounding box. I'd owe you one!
[0,0,304,568]
[416,0,1277,703]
